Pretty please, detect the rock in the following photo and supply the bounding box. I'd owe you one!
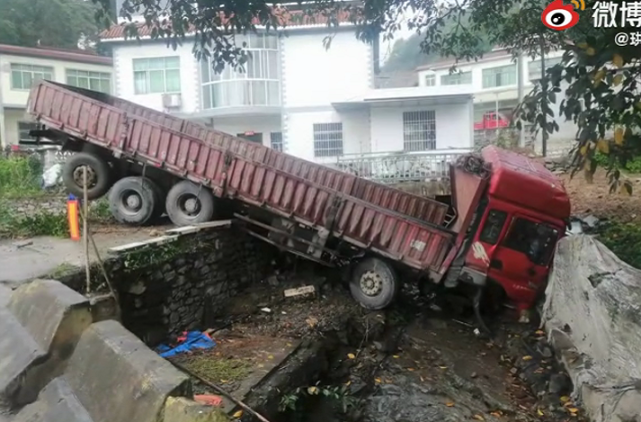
[548,373,571,395]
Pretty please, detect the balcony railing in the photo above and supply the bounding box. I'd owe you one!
[334,149,473,183]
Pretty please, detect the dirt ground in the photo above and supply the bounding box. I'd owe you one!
[561,169,641,223]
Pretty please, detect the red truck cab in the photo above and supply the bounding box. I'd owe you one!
[459,146,570,315]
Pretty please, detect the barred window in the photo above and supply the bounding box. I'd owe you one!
[403,111,436,151]
[313,123,343,157]
[271,132,283,152]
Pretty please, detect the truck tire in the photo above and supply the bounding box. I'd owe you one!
[108,176,158,226]
[350,257,400,310]
[165,180,215,226]
[62,152,112,200]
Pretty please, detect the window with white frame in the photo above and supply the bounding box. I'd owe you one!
[201,33,280,109]
[313,123,343,157]
[11,64,54,90]
[133,57,181,95]
[270,132,283,152]
[441,71,472,85]
[17,121,40,145]
[482,64,517,88]
[66,69,112,93]
[528,57,563,81]
[424,74,436,86]
[403,111,436,151]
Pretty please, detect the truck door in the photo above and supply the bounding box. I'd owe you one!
[488,214,560,309]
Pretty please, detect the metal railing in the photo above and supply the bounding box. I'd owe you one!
[334,149,473,183]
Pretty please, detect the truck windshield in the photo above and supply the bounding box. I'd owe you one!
[504,217,559,266]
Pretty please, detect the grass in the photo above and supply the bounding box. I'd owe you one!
[175,354,252,384]
[0,155,44,199]
[597,220,641,269]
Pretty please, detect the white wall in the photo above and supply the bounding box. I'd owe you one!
[112,41,199,113]
[369,102,473,152]
[341,109,371,154]
[284,110,339,163]
[281,31,373,107]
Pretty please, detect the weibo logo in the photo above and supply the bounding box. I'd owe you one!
[541,0,583,31]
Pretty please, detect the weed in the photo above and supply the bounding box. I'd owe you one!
[0,155,43,198]
[174,355,252,384]
[47,262,81,279]
[90,197,113,223]
[597,221,641,269]
[279,384,358,413]
[593,152,641,174]
[0,200,68,239]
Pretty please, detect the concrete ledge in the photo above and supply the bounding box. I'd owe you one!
[13,378,93,422]
[0,307,45,409]
[8,279,92,356]
[64,320,191,422]
[163,397,229,422]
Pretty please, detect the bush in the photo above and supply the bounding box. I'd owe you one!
[0,203,68,239]
[597,221,641,269]
[593,152,641,174]
[0,155,43,198]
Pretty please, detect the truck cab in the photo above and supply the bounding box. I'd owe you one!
[460,146,570,314]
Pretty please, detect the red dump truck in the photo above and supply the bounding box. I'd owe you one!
[27,81,571,320]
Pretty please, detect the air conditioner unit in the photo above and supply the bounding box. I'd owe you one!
[162,93,182,109]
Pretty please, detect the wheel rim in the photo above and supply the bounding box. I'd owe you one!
[120,189,143,215]
[178,193,202,217]
[72,165,98,189]
[360,270,384,297]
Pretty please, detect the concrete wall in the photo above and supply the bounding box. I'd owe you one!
[57,226,275,344]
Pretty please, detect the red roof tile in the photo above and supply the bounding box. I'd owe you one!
[0,44,112,65]
[100,9,355,40]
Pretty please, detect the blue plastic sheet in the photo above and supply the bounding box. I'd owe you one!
[157,331,216,358]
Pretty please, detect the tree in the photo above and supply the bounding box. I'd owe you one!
[95,0,638,187]
[0,0,102,50]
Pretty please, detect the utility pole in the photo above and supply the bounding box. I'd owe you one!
[539,36,548,157]
[517,50,525,148]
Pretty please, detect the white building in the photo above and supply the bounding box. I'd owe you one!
[415,47,576,154]
[0,44,113,147]
[101,5,475,163]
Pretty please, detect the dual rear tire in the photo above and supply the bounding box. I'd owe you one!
[108,178,217,227]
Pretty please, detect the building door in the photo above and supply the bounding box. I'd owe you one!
[237,132,263,144]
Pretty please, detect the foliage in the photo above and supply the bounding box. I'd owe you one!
[598,221,641,269]
[279,384,358,414]
[0,203,68,239]
[0,156,43,199]
[593,152,641,174]
[0,0,102,50]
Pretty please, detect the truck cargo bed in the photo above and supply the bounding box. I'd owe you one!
[52,84,451,227]
[27,81,457,274]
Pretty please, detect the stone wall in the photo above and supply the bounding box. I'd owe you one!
[57,226,276,344]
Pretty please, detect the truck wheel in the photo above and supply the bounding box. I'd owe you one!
[108,176,157,226]
[62,152,112,200]
[350,257,400,310]
[165,180,215,226]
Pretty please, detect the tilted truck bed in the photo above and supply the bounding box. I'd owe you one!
[27,81,457,275]
[44,84,451,227]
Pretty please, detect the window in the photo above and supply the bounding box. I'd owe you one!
[482,64,517,88]
[403,111,436,151]
[17,121,40,145]
[201,34,280,109]
[441,71,472,86]
[313,123,343,157]
[133,57,180,94]
[424,74,436,86]
[66,69,112,93]
[479,210,507,245]
[503,218,559,266]
[271,132,283,152]
[11,64,54,90]
[528,57,563,81]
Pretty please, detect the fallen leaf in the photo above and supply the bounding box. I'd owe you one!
[221,380,228,384]
[445,402,455,407]
[490,411,503,417]
[439,366,448,370]
[473,415,485,421]
[522,355,533,361]
[232,410,243,418]
[268,355,274,360]
[375,378,382,384]
[568,408,579,414]
[344,381,351,387]
[407,368,415,371]
[347,353,356,359]
[535,330,545,336]
[420,376,425,382]
[537,408,544,416]
[307,386,319,395]
[393,355,400,359]
[560,396,570,403]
